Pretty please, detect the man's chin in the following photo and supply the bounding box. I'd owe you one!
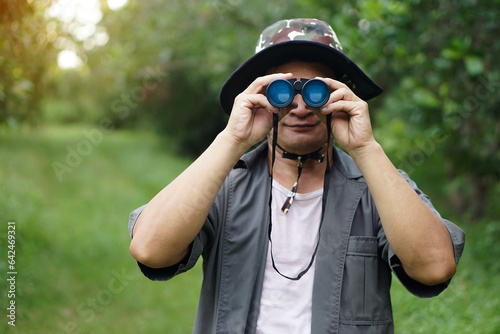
[274,138,328,155]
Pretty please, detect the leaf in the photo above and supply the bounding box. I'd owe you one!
[464,55,484,76]
[413,87,440,108]
[441,48,463,60]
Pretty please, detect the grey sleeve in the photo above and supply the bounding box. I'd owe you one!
[128,202,219,282]
[380,170,465,298]
[128,204,146,238]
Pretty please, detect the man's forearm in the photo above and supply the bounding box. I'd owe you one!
[350,141,456,285]
[130,130,249,268]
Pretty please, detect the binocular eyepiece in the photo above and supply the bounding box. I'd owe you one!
[266,78,330,108]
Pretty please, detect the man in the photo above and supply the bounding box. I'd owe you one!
[128,18,465,333]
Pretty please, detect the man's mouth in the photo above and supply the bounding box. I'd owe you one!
[285,122,320,131]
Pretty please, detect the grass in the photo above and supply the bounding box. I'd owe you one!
[0,124,499,333]
[0,125,201,334]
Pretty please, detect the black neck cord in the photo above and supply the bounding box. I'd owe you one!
[268,113,332,280]
[278,143,326,214]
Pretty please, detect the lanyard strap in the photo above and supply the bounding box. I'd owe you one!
[279,145,325,214]
[268,113,332,280]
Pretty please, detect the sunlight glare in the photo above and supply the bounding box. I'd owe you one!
[48,0,102,25]
[57,50,83,70]
[107,0,129,11]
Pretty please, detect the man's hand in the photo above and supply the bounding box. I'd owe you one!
[317,78,377,157]
[224,73,294,151]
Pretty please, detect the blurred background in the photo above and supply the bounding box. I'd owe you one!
[0,0,499,333]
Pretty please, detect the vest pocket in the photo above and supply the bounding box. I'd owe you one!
[339,236,393,326]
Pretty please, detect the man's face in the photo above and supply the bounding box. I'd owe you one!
[269,60,334,155]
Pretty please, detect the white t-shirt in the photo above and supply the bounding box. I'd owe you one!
[256,181,323,334]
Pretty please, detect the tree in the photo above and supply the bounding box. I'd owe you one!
[0,0,56,127]
[347,0,500,218]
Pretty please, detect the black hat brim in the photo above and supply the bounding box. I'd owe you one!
[219,40,383,115]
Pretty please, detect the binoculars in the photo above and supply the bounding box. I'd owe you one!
[266,78,330,108]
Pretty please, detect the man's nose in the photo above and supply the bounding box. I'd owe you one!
[288,94,315,117]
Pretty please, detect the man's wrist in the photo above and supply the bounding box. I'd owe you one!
[348,140,385,172]
[216,130,253,159]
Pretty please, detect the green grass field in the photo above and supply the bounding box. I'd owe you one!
[0,125,498,333]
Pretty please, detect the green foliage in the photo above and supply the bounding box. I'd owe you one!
[337,0,500,218]
[0,0,57,126]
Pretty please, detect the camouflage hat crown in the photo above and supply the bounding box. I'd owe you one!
[219,18,382,115]
[255,19,343,54]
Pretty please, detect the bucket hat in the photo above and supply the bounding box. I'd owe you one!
[219,18,383,114]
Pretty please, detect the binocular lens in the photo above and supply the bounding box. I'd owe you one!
[302,79,329,108]
[266,79,294,108]
[266,78,330,108]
